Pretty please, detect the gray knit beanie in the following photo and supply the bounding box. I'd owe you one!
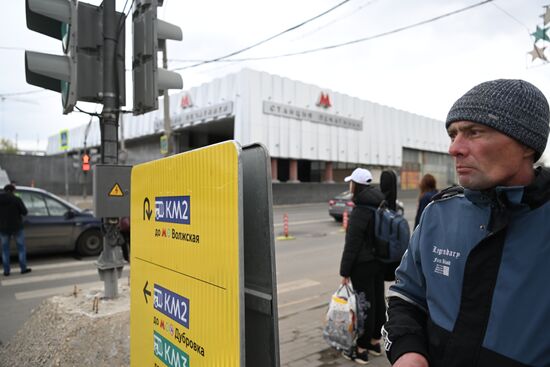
[446,79,550,161]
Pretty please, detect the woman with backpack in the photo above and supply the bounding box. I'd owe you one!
[339,168,387,365]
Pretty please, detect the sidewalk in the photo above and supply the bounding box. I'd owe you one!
[279,304,391,367]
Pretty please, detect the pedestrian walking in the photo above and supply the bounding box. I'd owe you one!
[339,168,386,365]
[414,173,438,227]
[383,79,550,367]
[0,184,31,276]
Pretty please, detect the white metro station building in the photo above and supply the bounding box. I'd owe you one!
[47,68,455,190]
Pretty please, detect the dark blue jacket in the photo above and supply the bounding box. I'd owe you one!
[384,167,550,367]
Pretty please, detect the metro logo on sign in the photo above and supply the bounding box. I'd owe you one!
[180,94,194,109]
[316,92,332,109]
[155,196,190,224]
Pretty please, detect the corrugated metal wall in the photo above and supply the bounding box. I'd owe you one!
[47,68,450,169]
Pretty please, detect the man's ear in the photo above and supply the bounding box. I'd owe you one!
[523,146,535,160]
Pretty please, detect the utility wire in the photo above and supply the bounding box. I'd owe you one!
[0,90,46,97]
[292,0,381,41]
[490,2,531,35]
[75,106,101,117]
[181,0,351,70]
[172,0,493,69]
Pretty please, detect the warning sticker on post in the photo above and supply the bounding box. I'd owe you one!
[109,183,124,197]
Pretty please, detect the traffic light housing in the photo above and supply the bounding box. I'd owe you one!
[132,0,183,115]
[25,0,126,114]
[82,153,90,172]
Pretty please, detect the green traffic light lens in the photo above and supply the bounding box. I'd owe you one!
[61,23,70,54]
[61,81,69,108]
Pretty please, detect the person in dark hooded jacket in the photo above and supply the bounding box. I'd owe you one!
[0,184,31,276]
[339,167,386,365]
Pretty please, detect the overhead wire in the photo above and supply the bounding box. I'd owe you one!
[179,0,352,70]
[291,0,382,42]
[490,2,532,36]
[172,0,494,69]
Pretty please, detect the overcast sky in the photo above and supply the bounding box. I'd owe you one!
[2,0,550,160]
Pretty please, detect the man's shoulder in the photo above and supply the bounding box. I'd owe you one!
[430,185,465,203]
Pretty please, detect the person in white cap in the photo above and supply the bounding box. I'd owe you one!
[339,168,387,364]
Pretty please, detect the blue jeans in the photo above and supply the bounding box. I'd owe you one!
[1,229,28,274]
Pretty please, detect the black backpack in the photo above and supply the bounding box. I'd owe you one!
[368,202,410,263]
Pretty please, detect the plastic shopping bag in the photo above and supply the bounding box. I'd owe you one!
[322,283,358,351]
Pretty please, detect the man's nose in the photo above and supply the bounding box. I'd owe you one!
[448,134,466,157]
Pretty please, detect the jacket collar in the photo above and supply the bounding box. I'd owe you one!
[464,167,550,210]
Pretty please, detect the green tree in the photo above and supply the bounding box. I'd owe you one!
[0,138,17,153]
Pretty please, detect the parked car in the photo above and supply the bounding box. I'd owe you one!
[328,190,404,222]
[2,186,104,256]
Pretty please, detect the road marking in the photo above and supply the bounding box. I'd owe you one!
[273,219,333,227]
[278,294,323,309]
[15,280,104,300]
[1,267,129,287]
[28,260,97,271]
[277,279,320,294]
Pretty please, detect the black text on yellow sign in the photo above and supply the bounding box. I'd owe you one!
[109,183,124,197]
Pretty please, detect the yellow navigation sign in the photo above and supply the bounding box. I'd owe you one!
[130,141,243,367]
[108,183,124,197]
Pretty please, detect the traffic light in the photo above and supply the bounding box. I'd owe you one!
[132,0,183,115]
[25,0,126,114]
[82,153,90,172]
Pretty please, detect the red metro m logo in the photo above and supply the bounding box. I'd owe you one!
[316,92,331,109]
[180,94,193,109]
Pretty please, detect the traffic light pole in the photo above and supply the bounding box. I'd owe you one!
[97,0,125,299]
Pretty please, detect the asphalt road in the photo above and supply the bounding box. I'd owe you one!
[0,197,418,366]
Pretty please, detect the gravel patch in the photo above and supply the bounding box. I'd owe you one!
[0,285,131,367]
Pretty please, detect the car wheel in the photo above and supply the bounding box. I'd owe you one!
[76,229,103,256]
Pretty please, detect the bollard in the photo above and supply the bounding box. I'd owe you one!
[276,212,295,240]
[343,210,349,231]
[283,213,289,238]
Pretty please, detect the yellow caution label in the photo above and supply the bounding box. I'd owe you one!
[108,183,124,197]
[130,141,243,367]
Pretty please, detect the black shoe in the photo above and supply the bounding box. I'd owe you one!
[354,349,370,365]
[21,268,32,274]
[342,347,369,365]
[3,271,9,276]
[366,343,382,356]
[341,348,355,361]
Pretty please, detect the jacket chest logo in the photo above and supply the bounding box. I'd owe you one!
[432,245,461,277]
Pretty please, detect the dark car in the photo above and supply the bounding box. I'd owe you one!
[328,190,404,222]
[3,186,103,256]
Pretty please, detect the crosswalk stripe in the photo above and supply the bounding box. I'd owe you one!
[278,294,322,309]
[1,267,129,287]
[277,279,320,294]
[15,281,104,300]
[28,260,97,271]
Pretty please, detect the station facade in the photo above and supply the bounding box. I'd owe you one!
[47,68,455,190]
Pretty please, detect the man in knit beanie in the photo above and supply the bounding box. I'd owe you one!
[383,79,550,367]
